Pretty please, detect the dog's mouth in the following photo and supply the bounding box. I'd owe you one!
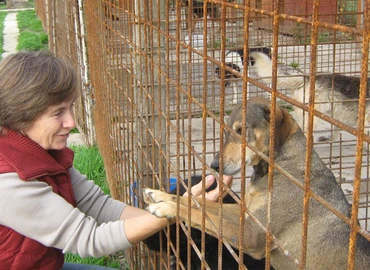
[223,167,241,176]
[211,158,241,176]
[211,148,253,176]
[220,161,243,176]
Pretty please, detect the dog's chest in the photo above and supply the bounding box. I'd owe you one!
[245,185,267,212]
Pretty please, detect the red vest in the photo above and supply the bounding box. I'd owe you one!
[0,129,76,270]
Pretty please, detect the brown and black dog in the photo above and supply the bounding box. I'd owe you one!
[143,98,370,269]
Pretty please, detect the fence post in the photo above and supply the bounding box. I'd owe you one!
[74,0,96,146]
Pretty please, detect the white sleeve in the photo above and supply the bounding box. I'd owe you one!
[69,166,127,224]
[0,173,132,257]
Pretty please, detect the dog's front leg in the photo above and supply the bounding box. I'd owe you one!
[143,188,198,218]
[143,188,267,259]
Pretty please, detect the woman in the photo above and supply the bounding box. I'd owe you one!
[0,51,232,269]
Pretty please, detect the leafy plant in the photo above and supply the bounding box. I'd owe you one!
[289,61,300,69]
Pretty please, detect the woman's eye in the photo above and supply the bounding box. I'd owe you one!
[53,110,62,117]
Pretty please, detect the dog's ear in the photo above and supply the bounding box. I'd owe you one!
[259,101,299,150]
[274,106,299,150]
[262,105,271,123]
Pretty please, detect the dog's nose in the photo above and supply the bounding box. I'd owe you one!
[210,156,220,172]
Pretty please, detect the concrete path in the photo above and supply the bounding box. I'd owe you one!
[68,133,87,147]
[1,12,18,59]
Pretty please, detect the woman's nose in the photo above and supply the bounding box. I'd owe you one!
[63,111,76,129]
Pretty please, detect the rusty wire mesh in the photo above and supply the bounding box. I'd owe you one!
[35,0,369,269]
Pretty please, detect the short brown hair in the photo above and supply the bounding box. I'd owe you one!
[0,51,79,134]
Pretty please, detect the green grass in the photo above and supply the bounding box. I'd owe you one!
[66,145,125,268]
[64,253,121,269]
[70,127,80,134]
[69,145,110,195]
[0,11,7,57]
[17,9,48,51]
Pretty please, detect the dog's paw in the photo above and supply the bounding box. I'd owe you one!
[147,201,177,218]
[142,188,153,204]
[142,188,175,204]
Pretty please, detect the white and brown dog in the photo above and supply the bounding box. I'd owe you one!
[215,48,271,104]
[249,51,370,143]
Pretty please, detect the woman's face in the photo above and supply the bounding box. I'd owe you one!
[23,99,76,150]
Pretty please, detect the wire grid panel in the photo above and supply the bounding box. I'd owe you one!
[36,0,370,269]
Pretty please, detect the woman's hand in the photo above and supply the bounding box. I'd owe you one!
[183,174,233,201]
[122,175,233,245]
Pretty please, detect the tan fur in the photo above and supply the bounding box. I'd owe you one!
[143,98,370,269]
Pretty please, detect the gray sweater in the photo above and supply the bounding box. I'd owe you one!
[0,166,132,257]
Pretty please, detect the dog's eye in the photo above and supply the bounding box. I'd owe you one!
[235,127,242,135]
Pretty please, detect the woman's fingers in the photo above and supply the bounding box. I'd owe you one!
[183,175,234,201]
[183,175,216,197]
[205,175,234,201]
[222,175,234,188]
